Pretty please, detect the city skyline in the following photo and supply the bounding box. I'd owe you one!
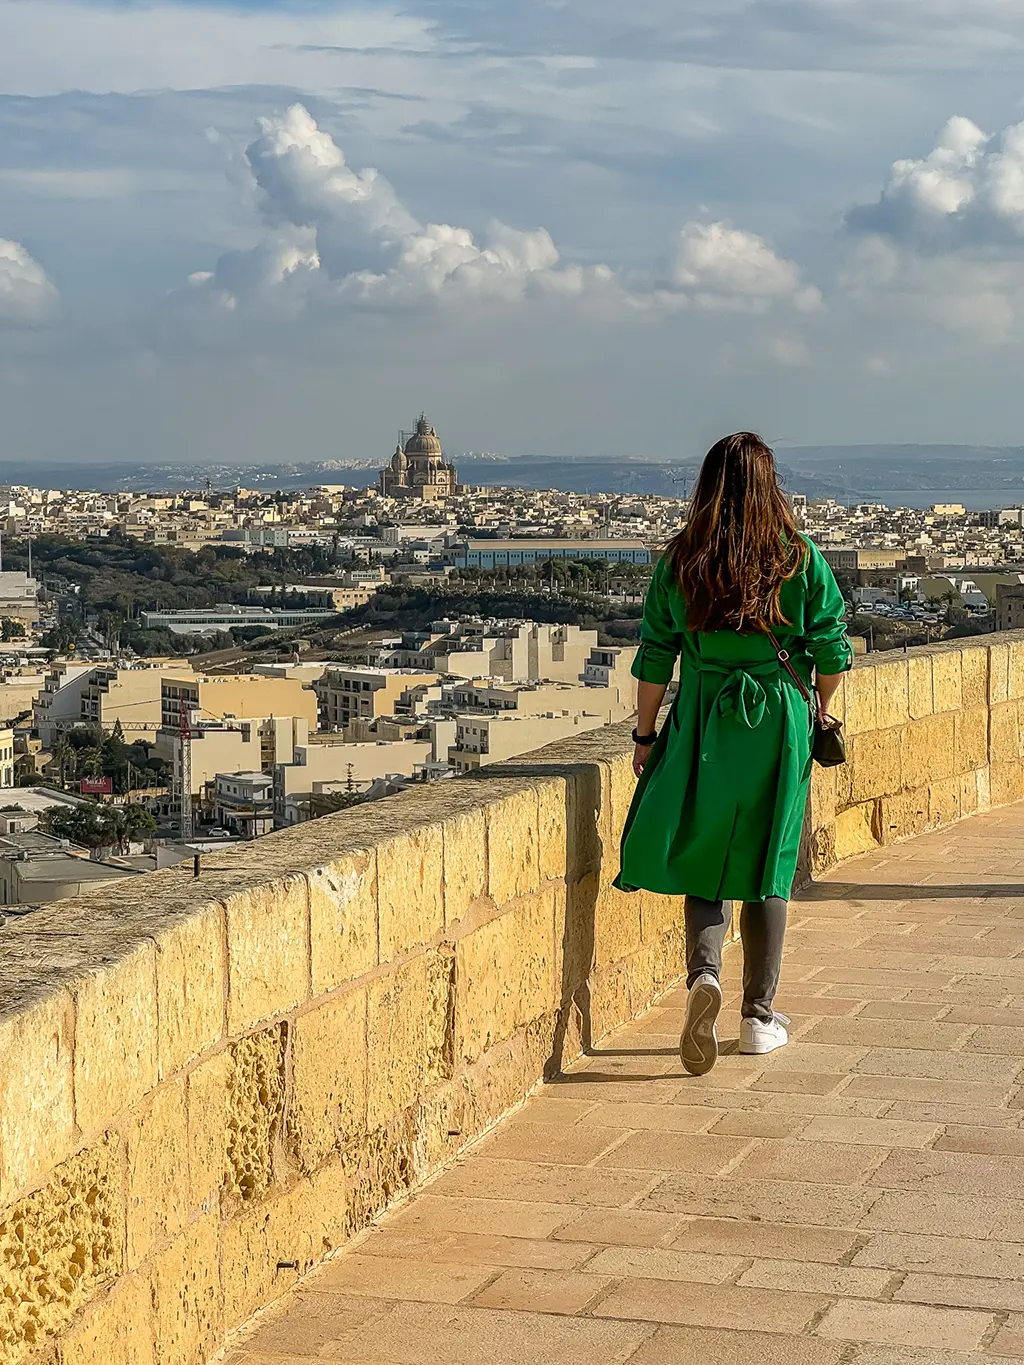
[3,2,1024,462]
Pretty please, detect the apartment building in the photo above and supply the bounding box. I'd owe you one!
[214,772,275,840]
[0,571,41,628]
[160,675,318,731]
[448,710,608,773]
[315,668,439,733]
[273,737,433,825]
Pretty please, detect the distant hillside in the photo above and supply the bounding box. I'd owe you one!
[3,444,1024,499]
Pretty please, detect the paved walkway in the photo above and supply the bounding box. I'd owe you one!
[223,806,1024,1365]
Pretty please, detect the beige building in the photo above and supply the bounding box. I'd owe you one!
[83,665,190,740]
[449,710,608,773]
[449,677,634,727]
[0,571,40,628]
[160,674,318,732]
[996,581,1024,631]
[274,737,433,825]
[315,668,439,733]
[821,548,906,574]
[0,670,48,723]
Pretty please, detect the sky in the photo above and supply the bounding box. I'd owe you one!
[3,1,1024,465]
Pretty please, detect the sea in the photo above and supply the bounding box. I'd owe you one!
[840,489,1024,511]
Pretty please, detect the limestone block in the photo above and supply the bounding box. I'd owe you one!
[873,659,910,728]
[988,701,1020,763]
[59,1274,154,1365]
[811,822,837,871]
[441,806,488,927]
[186,1052,230,1213]
[377,823,444,959]
[457,894,556,1063]
[977,765,992,812]
[224,1024,286,1205]
[218,1201,286,1329]
[989,761,1024,808]
[907,654,934,720]
[849,729,902,804]
[486,787,540,905]
[927,776,961,830]
[843,666,878,736]
[537,776,569,881]
[901,714,955,791]
[958,770,981,818]
[593,884,643,966]
[588,958,634,1040]
[125,1078,192,1269]
[809,761,838,828]
[288,987,367,1173]
[74,943,159,1136]
[953,707,989,774]
[833,803,880,861]
[931,650,963,713]
[224,874,309,1035]
[308,851,378,995]
[0,1136,123,1364]
[563,761,607,882]
[833,741,855,811]
[554,874,595,1007]
[0,993,74,1206]
[156,901,225,1080]
[1009,638,1024,700]
[607,751,638,847]
[961,646,989,708]
[366,951,454,1129]
[342,1109,419,1230]
[641,890,681,945]
[989,641,1010,705]
[414,1076,470,1172]
[150,1213,222,1365]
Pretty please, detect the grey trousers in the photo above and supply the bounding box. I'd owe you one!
[684,895,787,1022]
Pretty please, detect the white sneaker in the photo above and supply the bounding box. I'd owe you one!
[739,1013,790,1056]
[679,973,723,1076]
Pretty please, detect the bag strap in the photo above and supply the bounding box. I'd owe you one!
[764,627,821,718]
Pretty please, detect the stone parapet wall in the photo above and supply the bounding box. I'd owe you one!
[0,738,688,1365]
[4,629,1024,1365]
[804,632,1024,875]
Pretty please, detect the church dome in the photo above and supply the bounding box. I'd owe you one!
[390,444,407,472]
[404,415,443,460]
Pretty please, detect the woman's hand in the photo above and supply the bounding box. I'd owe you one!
[633,742,654,777]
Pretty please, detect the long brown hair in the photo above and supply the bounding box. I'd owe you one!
[666,432,805,632]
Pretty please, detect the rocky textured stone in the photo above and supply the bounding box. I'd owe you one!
[0,993,74,1206]
[224,1024,286,1205]
[0,1137,123,1364]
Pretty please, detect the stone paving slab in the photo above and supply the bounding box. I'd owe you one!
[220,806,1024,1365]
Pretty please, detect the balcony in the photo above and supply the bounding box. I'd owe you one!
[2,633,1024,1363]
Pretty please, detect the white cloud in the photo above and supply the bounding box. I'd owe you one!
[847,114,1024,245]
[671,222,822,313]
[0,239,59,326]
[185,104,818,325]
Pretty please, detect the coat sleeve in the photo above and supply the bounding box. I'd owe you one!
[803,540,853,675]
[632,557,684,684]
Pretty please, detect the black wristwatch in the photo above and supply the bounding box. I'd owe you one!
[632,728,658,745]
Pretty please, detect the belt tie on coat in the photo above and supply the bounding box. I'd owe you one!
[693,659,783,763]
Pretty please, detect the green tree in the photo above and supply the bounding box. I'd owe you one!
[1,618,25,640]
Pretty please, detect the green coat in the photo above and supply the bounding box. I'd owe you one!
[616,538,851,903]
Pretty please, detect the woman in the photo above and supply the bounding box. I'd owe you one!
[616,432,851,1076]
